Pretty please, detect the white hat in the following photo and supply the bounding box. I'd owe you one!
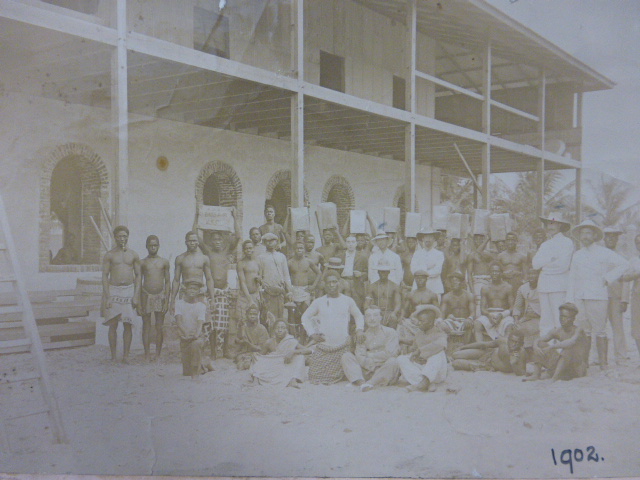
[372,231,389,241]
[539,212,571,232]
[572,219,604,242]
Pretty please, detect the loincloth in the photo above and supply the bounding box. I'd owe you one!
[140,287,165,315]
[212,289,230,331]
[308,341,350,385]
[290,285,311,304]
[103,284,136,325]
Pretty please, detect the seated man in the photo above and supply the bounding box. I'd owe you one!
[175,281,214,380]
[474,263,515,342]
[375,304,448,392]
[250,320,313,388]
[512,269,542,363]
[528,302,589,382]
[398,304,441,355]
[302,271,364,384]
[341,306,400,391]
[439,271,475,342]
[234,304,270,370]
[451,328,526,375]
[364,258,402,328]
[403,270,440,318]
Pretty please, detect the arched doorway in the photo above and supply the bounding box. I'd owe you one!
[39,143,110,271]
[265,170,310,226]
[321,175,355,230]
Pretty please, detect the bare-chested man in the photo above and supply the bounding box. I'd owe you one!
[304,234,324,284]
[102,226,140,363]
[249,227,267,257]
[403,270,439,318]
[497,232,528,296]
[288,242,322,328]
[237,240,262,316]
[439,271,475,340]
[317,227,345,265]
[170,231,216,355]
[474,263,515,342]
[452,328,526,375]
[365,259,402,329]
[468,233,495,316]
[259,204,286,250]
[194,207,240,359]
[137,235,170,361]
[442,238,467,293]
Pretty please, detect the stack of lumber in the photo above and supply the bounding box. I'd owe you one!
[0,289,101,354]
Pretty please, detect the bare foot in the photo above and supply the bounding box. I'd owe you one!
[121,357,129,365]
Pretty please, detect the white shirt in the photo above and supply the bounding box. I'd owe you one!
[531,232,574,293]
[410,246,445,294]
[343,250,356,277]
[368,249,403,285]
[566,243,628,302]
[301,294,364,347]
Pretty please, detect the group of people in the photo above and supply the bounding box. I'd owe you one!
[100,203,640,389]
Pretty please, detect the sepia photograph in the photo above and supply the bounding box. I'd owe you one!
[0,0,639,478]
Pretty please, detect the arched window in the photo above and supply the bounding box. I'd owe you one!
[321,175,355,230]
[265,170,310,226]
[40,143,109,271]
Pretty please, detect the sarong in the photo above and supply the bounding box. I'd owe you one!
[212,288,230,358]
[308,341,351,385]
[103,284,136,325]
[140,287,165,315]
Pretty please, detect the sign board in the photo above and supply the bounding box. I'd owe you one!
[316,202,338,232]
[471,209,491,235]
[290,207,311,232]
[350,210,367,234]
[405,212,422,238]
[198,205,234,232]
[432,205,451,231]
[383,207,401,233]
[446,213,470,239]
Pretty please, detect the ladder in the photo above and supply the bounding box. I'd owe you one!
[0,191,67,445]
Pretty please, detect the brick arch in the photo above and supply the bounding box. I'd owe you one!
[321,175,355,229]
[39,143,110,271]
[265,170,310,226]
[393,185,419,235]
[195,161,243,226]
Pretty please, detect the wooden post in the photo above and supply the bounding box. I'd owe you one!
[575,167,582,224]
[536,70,546,216]
[112,0,128,225]
[481,40,492,209]
[290,0,305,208]
[404,0,417,213]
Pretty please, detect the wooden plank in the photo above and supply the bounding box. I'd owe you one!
[0,305,92,322]
[0,338,94,355]
[0,322,95,342]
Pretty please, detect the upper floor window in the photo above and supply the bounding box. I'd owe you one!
[320,51,345,93]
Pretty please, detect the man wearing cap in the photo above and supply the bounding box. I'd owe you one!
[257,232,293,327]
[368,231,403,286]
[531,213,574,336]
[403,270,440,318]
[337,235,368,310]
[410,227,445,297]
[603,227,630,364]
[566,219,628,368]
[365,258,402,328]
[302,271,364,384]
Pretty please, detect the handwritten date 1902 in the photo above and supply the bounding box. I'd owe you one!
[551,446,603,474]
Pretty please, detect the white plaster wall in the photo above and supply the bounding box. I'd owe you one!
[0,92,432,291]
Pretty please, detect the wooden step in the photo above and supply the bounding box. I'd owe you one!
[0,338,94,355]
[0,304,94,322]
[0,321,95,343]
[0,290,100,306]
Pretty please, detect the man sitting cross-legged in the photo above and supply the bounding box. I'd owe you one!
[451,328,526,375]
[527,302,589,382]
[439,271,475,342]
[341,306,400,391]
[473,263,515,342]
[234,304,270,370]
[398,304,442,355]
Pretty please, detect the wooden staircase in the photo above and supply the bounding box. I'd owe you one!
[0,289,100,355]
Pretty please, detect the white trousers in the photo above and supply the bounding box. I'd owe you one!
[397,351,448,385]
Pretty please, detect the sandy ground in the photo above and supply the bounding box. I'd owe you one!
[2,339,640,479]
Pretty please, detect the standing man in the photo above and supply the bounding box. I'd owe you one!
[399,235,418,299]
[237,240,262,317]
[317,226,346,263]
[257,232,293,328]
[260,204,286,250]
[288,242,322,318]
[410,228,444,297]
[566,220,628,369]
[531,213,574,336]
[442,238,467,293]
[497,232,528,297]
[403,270,440,318]
[338,235,368,310]
[194,207,241,359]
[102,226,140,363]
[302,271,364,384]
[364,258,402,328]
[249,227,267,257]
[603,227,630,365]
[368,231,403,286]
[467,233,495,316]
[137,235,170,361]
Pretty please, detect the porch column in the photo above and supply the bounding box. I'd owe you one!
[404,0,417,213]
[112,0,128,225]
[481,40,492,209]
[290,0,305,208]
[536,70,546,216]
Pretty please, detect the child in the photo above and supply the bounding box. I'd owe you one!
[175,281,212,380]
